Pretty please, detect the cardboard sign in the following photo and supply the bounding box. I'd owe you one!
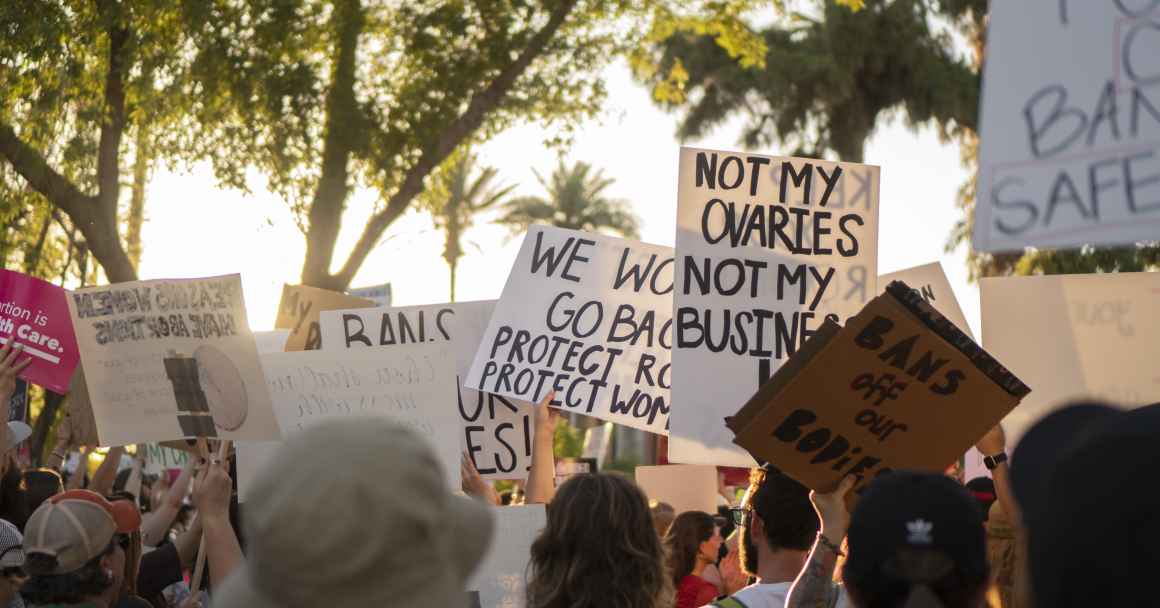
[465,226,673,434]
[981,272,1160,445]
[466,504,546,608]
[140,443,193,476]
[257,344,462,490]
[347,283,393,306]
[273,284,374,351]
[671,147,880,466]
[0,269,80,392]
[8,378,28,423]
[66,275,281,446]
[975,2,1160,252]
[880,262,973,339]
[253,330,290,354]
[319,301,534,481]
[728,281,1030,496]
[635,464,719,515]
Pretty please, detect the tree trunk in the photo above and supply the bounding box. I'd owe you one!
[449,261,457,303]
[126,126,150,268]
[30,389,64,467]
[24,208,53,275]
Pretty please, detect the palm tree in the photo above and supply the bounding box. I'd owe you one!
[426,149,515,301]
[498,160,641,239]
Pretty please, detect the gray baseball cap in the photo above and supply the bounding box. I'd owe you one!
[216,417,494,608]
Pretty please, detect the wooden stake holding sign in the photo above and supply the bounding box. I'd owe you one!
[190,438,232,594]
[727,281,1031,499]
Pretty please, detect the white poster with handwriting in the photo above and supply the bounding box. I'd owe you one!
[466,505,546,608]
[319,301,534,481]
[250,344,461,491]
[880,262,974,339]
[65,274,280,446]
[670,147,880,466]
[981,272,1160,445]
[465,226,672,434]
[975,1,1160,252]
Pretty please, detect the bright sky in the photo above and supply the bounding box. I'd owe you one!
[138,59,979,337]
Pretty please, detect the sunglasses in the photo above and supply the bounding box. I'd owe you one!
[728,506,753,527]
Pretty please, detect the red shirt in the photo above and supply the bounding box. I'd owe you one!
[675,574,719,608]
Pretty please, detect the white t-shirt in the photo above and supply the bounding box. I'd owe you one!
[707,581,853,608]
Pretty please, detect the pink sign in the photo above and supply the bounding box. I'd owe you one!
[0,270,80,393]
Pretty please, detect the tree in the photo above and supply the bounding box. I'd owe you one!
[421,148,515,302]
[498,160,640,239]
[636,0,978,162]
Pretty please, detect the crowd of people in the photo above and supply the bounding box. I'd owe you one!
[1,332,1157,608]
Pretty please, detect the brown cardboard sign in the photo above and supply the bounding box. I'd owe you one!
[274,284,374,351]
[728,281,1030,497]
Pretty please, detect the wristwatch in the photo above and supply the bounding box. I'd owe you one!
[983,452,1008,470]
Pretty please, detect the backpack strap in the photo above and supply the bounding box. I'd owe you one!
[712,598,750,608]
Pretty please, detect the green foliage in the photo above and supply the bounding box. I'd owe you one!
[420,147,515,300]
[637,0,978,162]
[498,160,640,238]
[553,417,585,459]
[602,456,640,475]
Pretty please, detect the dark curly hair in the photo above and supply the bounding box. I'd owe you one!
[664,511,716,587]
[527,473,672,608]
[740,466,819,576]
[21,546,116,605]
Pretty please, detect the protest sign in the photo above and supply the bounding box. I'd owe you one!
[465,226,673,434]
[257,344,461,490]
[635,464,719,515]
[981,272,1160,445]
[8,379,28,423]
[728,281,1030,497]
[671,147,880,466]
[253,330,290,354]
[466,504,546,608]
[554,457,596,487]
[975,2,1160,252]
[880,262,973,339]
[66,275,280,446]
[141,443,192,476]
[0,269,80,392]
[273,284,374,351]
[348,283,392,306]
[319,300,534,480]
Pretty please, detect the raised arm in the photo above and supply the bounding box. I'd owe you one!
[787,476,855,608]
[88,445,124,495]
[141,457,198,546]
[192,456,242,585]
[66,446,89,490]
[975,424,1019,525]
[0,342,33,450]
[524,391,559,505]
[461,452,501,506]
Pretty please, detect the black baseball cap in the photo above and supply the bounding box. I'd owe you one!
[1011,401,1160,608]
[843,471,988,593]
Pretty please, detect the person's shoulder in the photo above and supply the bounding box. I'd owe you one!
[713,581,792,608]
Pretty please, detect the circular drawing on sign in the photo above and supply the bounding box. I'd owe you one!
[194,345,249,431]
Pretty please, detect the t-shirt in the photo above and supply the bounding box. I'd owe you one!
[137,543,183,604]
[677,574,720,608]
[711,581,791,608]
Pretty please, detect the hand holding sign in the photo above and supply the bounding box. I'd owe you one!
[811,476,856,543]
[0,341,33,405]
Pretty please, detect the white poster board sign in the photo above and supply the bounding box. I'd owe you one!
[880,262,974,339]
[635,464,719,516]
[981,272,1160,446]
[975,1,1160,252]
[465,226,673,434]
[245,345,461,493]
[66,274,280,446]
[252,330,290,354]
[320,301,534,481]
[671,147,880,466]
[140,444,192,476]
[466,504,546,608]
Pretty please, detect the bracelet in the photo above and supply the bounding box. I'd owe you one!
[817,533,845,557]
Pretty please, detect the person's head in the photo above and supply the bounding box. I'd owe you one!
[649,501,675,538]
[20,489,141,606]
[842,471,989,608]
[1011,401,1160,608]
[528,473,671,608]
[663,511,721,586]
[963,477,995,523]
[215,418,493,608]
[0,519,26,600]
[737,465,818,576]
